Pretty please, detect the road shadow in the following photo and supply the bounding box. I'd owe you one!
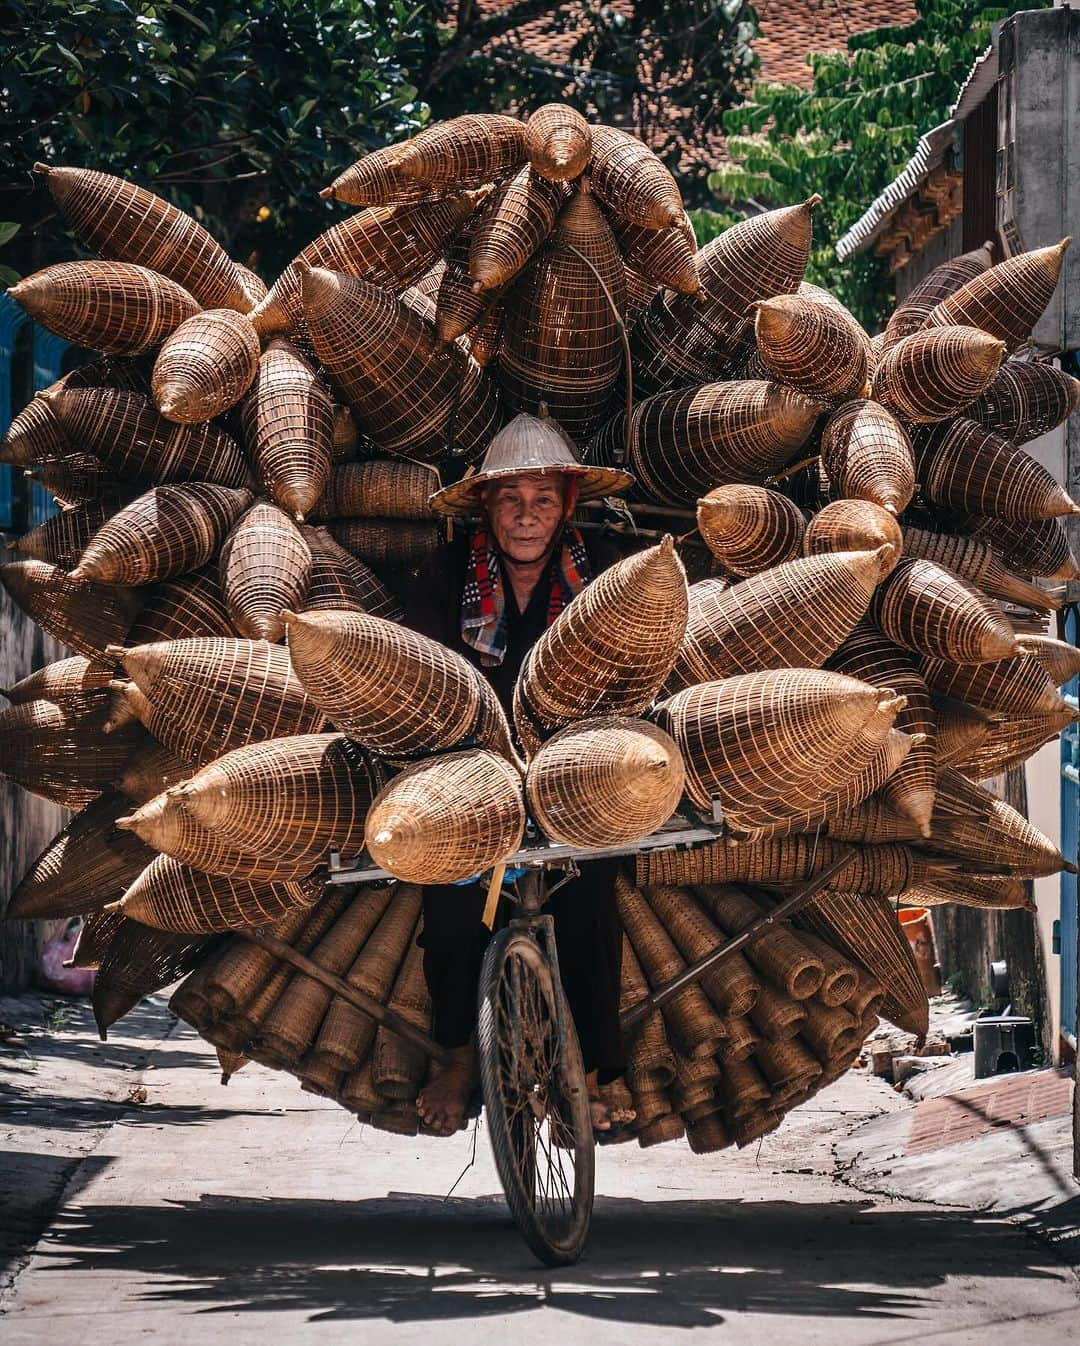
[29,1188,1069,1328]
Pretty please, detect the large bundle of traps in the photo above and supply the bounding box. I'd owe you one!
[3,105,1078,1153]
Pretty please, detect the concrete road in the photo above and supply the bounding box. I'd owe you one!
[4,1014,1079,1345]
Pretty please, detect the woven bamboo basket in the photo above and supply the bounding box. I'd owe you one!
[587,125,682,229]
[218,502,313,644]
[6,791,156,920]
[918,769,1071,877]
[847,968,885,1022]
[524,103,591,181]
[396,113,526,186]
[71,483,252,587]
[0,559,141,657]
[252,194,480,337]
[901,525,1056,611]
[127,567,235,646]
[41,386,251,489]
[695,885,825,1000]
[754,1035,822,1098]
[969,359,1080,445]
[636,1113,686,1148]
[514,538,687,756]
[754,293,871,402]
[955,705,1079,780]
[116,791,323,882]
[918,416,1079,521]
[882,243,994,350]
[434,222,489,344]
[93,919,217,1035]
[933,696,992,767]
[321,144,445,207]
[923,239,1071,349]
[719,1011,761,1063]
[667,549,883,691]
[689,197,820,335]
[370,940,431,1102]
[826,621,937,833]
[117,740,197,806]
[498,185,627,442]
[310,460,438,522]
[793,890,929,1037]
[35,163,252,312]
[871,326,1005,423]
[2,658,110,713]
[9,260,199,355]
[684,1113,732,1154]
[301,526,404,622]
[956,512,1080,582]
[615,873,727,1059]
[195,905,314,1019]
[871,557,1019,664]
[365,748,525,885]
[906,876,1034,912]
[525,717,684,849]
[919,651,1065,718]
[329,520,441,576]
[696,485,806,577]
[111,636,326,767]
[0,696,147,809]
[820,400,915,516]
[748,982,807,1041]
[464,298,504,367]
[796,931,859,1006]
[237,339,334,522]
[236,264,267,308]
[330,404,362,463]
[117,856,323,934]
[594,379,823,509]
[339,1058,382,1118]
[11,499,121,569]
[621,288,736,399]
[284,608,515,764]
[609,212,700,295]
[1018,635,1080,687]
[466,163,564,294]
[26,456,131,510]
[300,264,503,463]
[171,733,379,866]
[717,1056,772,1119]
[0,394,72,467]
[799,1000,859,1064]
[151,309,260,424]
[315,888,422,1075]
[638,884,759,1018]
[652,669,898,835]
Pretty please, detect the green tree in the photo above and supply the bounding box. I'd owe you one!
[707,0,1049,329]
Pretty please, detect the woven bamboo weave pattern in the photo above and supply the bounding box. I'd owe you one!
[196,905,314,1019]
[882,244,994,350]
[93,920,216,1035]
[637,884,759,1018]
[434,223,489,344]
[871,558,1019,664]
[932,697,992,767]
[35,163,252,312]
[396,114,526,187]
[70,910,125,970]
[525,104,591,181]
[919,651,1065,717]
[41,386,250,489]
[955,513,1080,582]
[0,560,141,657]
[620,936,677,1088]
[525,717,684,848]
[514,538,687,755]
[117,741,197,806]
[127,567,236,645]
[871,327,1005,423]
[901,525,1056,611]
[2,654,113,706]
[301,527,405,622]
[609,212,700,295]
[465,299,504,367]
[112,637,326,767]
[301,264,502,463]
[29,456,128,509]
[498,186,627,442]
[754,293,871,402]
[968,360,1080,444]
[466,164,565,294]
[151,309,260,424]
[621,289,736,399]
[321,145,444,207]
[118,856,323,934]
[71,483,253,586]
[903,878,1032,911]
[696,485,806,576]
[365,748,525,884]
[283,609,515,764]
[668,550,883,690]
[1017,635,1080,687]
[7,791,157,920]
[366,931,431,1098]
[329,520,441,576]
[219,502,313,644]
[820,400,915,515]
[917,417,1079,521]
[13,500,120,569]
[0,395,71,466]
[587,126,682,229]
[918,769,1070,877]
[923,239,1071,349]
[311,460,438,522]
[9,261,200,355]
[954,706,1079,780]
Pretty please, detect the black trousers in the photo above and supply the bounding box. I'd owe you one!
[421,858,625,1081]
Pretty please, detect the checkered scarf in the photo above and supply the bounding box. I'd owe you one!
[461,523,591,667]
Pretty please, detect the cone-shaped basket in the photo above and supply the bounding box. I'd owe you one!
[219,502,313,644]
[697,485,806,576]
[871,326,1004,423]
[901,525,1057,612]
[872,557,1019,664]
[923,239,1071,349]
[754,293,870,402]
[2,653,113,706]
[93,919,216,1035]
[396,113,526,187]
[882,243,994,349]
[151,310,260,424]
[0,696,147,809]
[301,527,404,623]
[117,855,323,934]
[820,400,914,515]
[968,359,1080,445]
[587,126,682,229]
[0,559,141,657]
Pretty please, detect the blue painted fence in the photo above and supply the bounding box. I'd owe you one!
[0,290,67,531]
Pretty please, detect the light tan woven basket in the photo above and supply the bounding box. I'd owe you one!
[525,104,591,182]
[12,499,122,570]
[933,696,992,767]
[968,359,1080,444]
[467,163,565,293]
[901,525,1057,612]
[587,125,682,229]
[1,653,112,706]
[920,650,1065,718]
[871,325,1005,423]
[1018,635,1080,687]
[923,239,1071,349]
[622,288,735,399]
[365,748,525,884]
[151,309,260,424]
[301,526,405,623]
[219,502,313,644]
[396,113,526,187]
[918,768,1071,877]
[639,883,759,1018]
[882,243,994,350]
[117,855,323,934]
[820,400,915,515]
[434,222,490,344]
[754,293,871,402]
[620,936,678,1089]
[310,460,438,522]
[696,485,806,577]
[196,905,314,1019]
[696,885,825,1000]
[609,212,701,296]
[117,741,197,806]
[955,705,1079,780]
[871,557,1020,664]
[371,929,431,1100]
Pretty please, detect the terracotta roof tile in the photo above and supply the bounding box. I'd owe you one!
[755,0,917,88]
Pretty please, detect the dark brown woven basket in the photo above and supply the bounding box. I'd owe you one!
[955,705,1079,780]
[196,905,314,1019]
[1018,635,1080,688]
[433,221,489,344]
[311,460,438,522]
[111,636,326,767]
[754,293,871,402]
[953,512,1080,583]
[242,341,334,522]
[10,260,199,355]
[467,164,565,294]
[328,519,441,578]
[12,499,123,569]
[525,717,684,849]
[1,394,72,467]
[117,740,198,806]
[498,185,627,443]
[667,550,883,690]
[872,557,1019,664]
[639,883,759,1018]
[118,855,323,934]
[151,309,260,424]
[820,400,915,515]
[0,559,142,657]
[587,125,682,229]
[93,919,217,1035]
[619,935,678,1088]
[27,454,129,509]
[7,790,156,920]
[219,502,313,644]
[301,526,405,623]
[397,113,526,187]
[366,748,525,884]
[932,696,992,767]
[882,243,994,350]
[917,416,1079,521]
[901,525,1057,612]
[696,885,825,1000]
[797,931,859,1006]
[609,212,700,295]
[127,567,236,646]
[871,326,1005,423]
[920,650,1065,718]
[514,538,688,756]
[2,654,113,706]
[35,163,252,312]
[749,982,807,1041]
[370,924,431,1100]
[301,264,503,464]
[696,485,806,577]
[525,103,591,181]
[923,239,1071,349]
[621,289,737,399]
[284,608,515,764]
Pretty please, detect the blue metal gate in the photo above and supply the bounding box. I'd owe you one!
[1060,605,1079,1043]
[0,291,67,531]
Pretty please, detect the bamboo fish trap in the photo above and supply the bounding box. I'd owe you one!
[968,359,1080,444]
[126,567,236,645]
[882,243,994,349]
[396,114,526,187]
[871,326,1005,422]
[242,340,334,521]
[311,460,438,522]
[919,651,1066,717]
[696,485,806,576]
[0,696,147,809]
[608,212,701,295]
[151,309,260,424]
[820,400,915,516]
[12,499,122,570]
[802,500,903,576]
[218,502,313,643]
[525,103,592,182]
[900,525,1057,611]
[923,239,1071,349]
[1,653,113,706]
[871,558,1020,664]
[1018,635,1080,687]
[0,560,142,657]
[301,526,405,622]
[467,163,565,293]
[93,919,217,1037]
[116,857,324,935]
[955,512,1080,582]
[754,293,871,402]
[587,126,683,229]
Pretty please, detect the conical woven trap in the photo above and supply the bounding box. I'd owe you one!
[0,559,141,657]
[311,460,438,522]
[117,855,323,934]
[820,400,914,515]
[588,125,682,229]
[609,211,700,295]
[919,650,1065,718]
[696,485,806,577]
[2,654,113,706]
[872,557,1019,664]
[93,919,217,1035]
[968,359,1080,444]
[882,243,994,349]
[219,501,313,644]
[901,524,1056,612]
[13,499,122,569]
[923,239,1071,349]
[396,113,526,187]
[754,292,870,402]
[871,326,1004,423]
[151,309,260,424]
[301,527,404,622]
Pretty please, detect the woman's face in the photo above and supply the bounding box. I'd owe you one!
[484,475,567,564]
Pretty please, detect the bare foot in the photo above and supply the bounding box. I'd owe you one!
[416,1044,479,1137]
[588,1070,636,1133]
